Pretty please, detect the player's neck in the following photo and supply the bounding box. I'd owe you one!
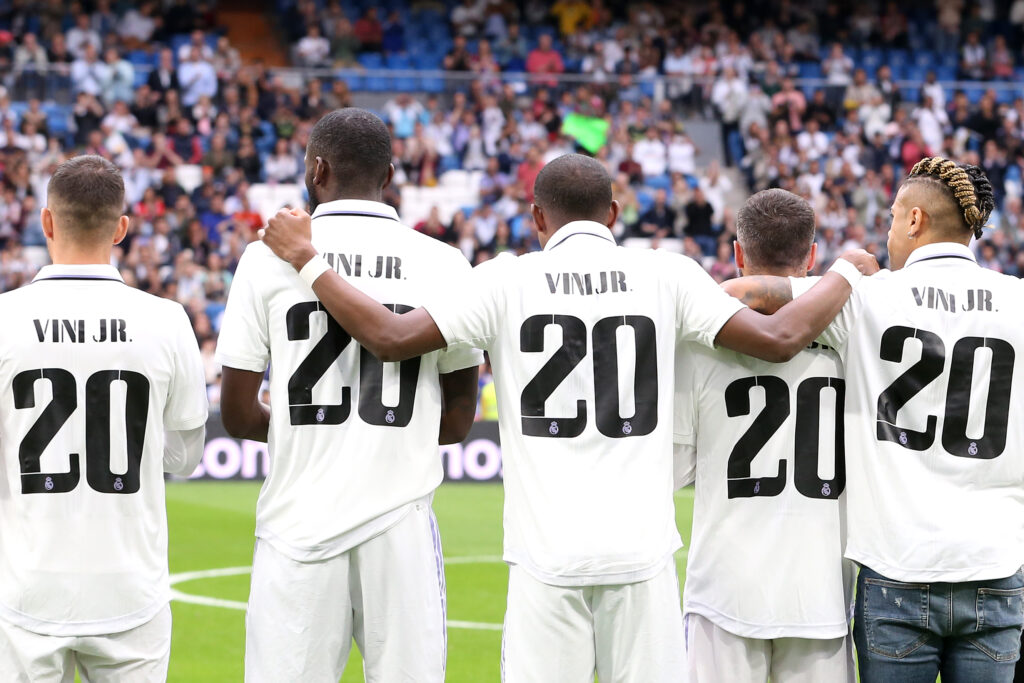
[740,266,806,278]
[318,189,384,204]
[48,246,114,266]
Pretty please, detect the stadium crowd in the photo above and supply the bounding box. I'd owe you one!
[2,0,1024,408]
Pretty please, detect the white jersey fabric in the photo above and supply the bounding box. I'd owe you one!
[215,199,481,562]
[424,220,746,586]
[0,264,207,636]
[674,339,854,640]
[793,242,1024,583]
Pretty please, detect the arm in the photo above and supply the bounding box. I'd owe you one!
[714,253,875,362]
[260,209,447,362]
[438,365,479,445]
[721,275,794,314]
[164,425,206,476]
[220,367,269,441]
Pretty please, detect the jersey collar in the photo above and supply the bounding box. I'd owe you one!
[904,242,978,268]
[311,199,400,222]
[32,263,124,283]
[543,221,617,252]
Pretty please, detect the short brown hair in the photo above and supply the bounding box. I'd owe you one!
[46,155,125,241]
[736,189,815,270]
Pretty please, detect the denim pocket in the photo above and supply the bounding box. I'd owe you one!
[970,583,1024,662]
[863,577,930,658]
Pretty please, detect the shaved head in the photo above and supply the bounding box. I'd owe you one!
[533,154,613,224]
[897,178,970,239]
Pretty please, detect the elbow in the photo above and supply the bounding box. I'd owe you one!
[439,418,474,446]
[371,328,415,363]
[220,409,247,440]
[761,330,803,363]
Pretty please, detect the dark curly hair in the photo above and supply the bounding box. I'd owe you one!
[905,157,995,240]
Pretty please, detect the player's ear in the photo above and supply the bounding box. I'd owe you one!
[112,215,129,245]
[313,156,327,186]
[806,242,817,273]
[41,207,55,241]
[908,206,923,238]
[605,200,620,229]
[531,203,547,235]
[382,163,395,191]
[733,240,744,271]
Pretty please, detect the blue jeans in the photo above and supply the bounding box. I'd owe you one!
[854,565,1024,683]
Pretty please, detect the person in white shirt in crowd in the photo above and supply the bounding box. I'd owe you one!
[796,118,830,162]
[668,130,698,178]
[921,70,947,111]
[264,137,301,183]
[99,48,134,109]
[711,66,748,165]
[663,43,694,107]
[258,152,878,683]
[70,43,108,97]
[384,93,426,140]
[860,93,892,141]
[176,29,215,64]
[913,94,950,154]
[66,12,101,60]
[296,23,331,68]
[177,47,219,108]
[699,160,733,227]
[633,125,668,179]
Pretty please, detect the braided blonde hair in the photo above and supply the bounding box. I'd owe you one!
[907,157,993,239]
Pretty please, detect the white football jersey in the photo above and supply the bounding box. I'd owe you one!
[793,242,1024,582]
[674,338,854,639]
[424,221,746,586]
[215,200,482,561]
[0,264,207,636]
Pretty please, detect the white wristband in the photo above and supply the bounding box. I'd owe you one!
[299,254,330,288]
[828,258,862,289]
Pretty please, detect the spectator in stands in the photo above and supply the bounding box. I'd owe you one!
[683,187,716,255]
[13,33,47,99]
[100,48,134,108]
[495,23,528,69]
[633,125,668,179]
[385,93,426,140]
[772,77,806,133]
[526,34,565,88]
[329,18,360,67]
[961,31,987,80]
[148,48,180,100]
[444,35,473,72]
[635,188,676,238]
[551,0,592,37]
[711,66,747,165]
[70,43,108,97]
[178,30,214,63]
[119,1,158,49]
[178,47,218,107]
[354,8,383,53]
[66,12,101,60]
[296,24,331,68]
[451,0,484,38]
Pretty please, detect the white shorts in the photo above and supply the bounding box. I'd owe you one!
[245,500,446,683]
[684,612,854,683]
[0,605,171,683]
[501,558,685,683]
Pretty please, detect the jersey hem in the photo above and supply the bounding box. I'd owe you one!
[0,595,167,637]
[256,494,433,562]
[849,552,1024,584]
[505,546,680,587]
[682,603,850,640]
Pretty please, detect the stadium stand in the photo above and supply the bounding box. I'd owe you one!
[2,0,1024,410]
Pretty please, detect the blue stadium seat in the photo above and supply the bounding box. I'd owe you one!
[386,53,411,69]
[886,49,909,68]
[797,61,822,79]
[935,65,957,81]
[636,190,654,215]
[644,174,671,191]
[913,51,936,68]
[419,75,445,93]
[904,65,928,83]
[900,86,921,104]
[337,71,365,92]
[358,53,384,69]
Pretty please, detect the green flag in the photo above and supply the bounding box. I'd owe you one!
[561,113,610,154]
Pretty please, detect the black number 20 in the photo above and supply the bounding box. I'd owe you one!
[725,375,846,500]
[875,326,1014,459]
[285,302,421,427]
[519,314,658,438]
[13,368,150,495]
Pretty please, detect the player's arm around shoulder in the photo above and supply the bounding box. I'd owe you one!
[714,250,878,362]
[261,208,448,362]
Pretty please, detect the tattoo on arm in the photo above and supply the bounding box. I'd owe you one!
[727,276,794,314]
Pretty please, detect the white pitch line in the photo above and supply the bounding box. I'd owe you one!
[169,560,508,631]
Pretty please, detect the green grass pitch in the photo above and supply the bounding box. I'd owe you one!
[166,482,696,682]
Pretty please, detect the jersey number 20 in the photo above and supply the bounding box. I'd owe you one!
[725,375,845,500]
[519,314,658,438]
[286,302,421,427]
[13,368,149,495]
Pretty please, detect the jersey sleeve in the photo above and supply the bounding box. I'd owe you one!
[790,275,860,352]
[671,253,747,348]
[435,250,486,373]
[673,342,698,446]
[214,248,271,372]
[164,305,209,431]
[422,254,509,354]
